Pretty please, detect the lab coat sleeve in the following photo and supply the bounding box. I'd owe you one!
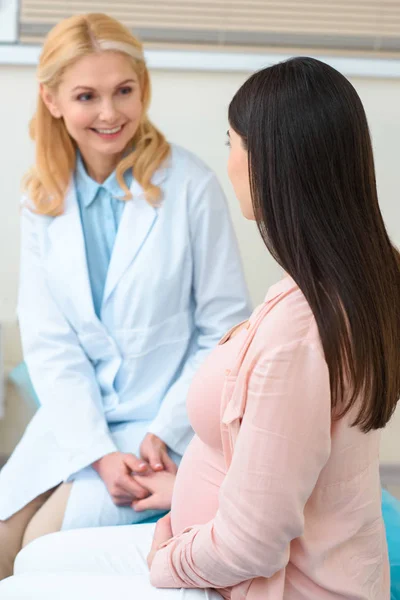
[17,206,117,477]
[147,173,251,456]
[150,341,332,589]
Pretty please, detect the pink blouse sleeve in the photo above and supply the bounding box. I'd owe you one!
[150,340,332,589]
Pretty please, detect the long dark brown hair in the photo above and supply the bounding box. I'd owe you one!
[229,57,400,432]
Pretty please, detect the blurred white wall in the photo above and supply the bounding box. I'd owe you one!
[0,64,399,461]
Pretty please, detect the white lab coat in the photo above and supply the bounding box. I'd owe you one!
[0,145,250,523]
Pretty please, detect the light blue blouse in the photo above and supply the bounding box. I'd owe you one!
[74,155,133,318]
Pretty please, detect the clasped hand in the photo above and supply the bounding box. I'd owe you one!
[92,433,177,510]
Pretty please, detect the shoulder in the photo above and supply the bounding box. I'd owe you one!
[251,284,325,364]
[20,195,56,231]
[167,144,218,185]
[162,144,228,216]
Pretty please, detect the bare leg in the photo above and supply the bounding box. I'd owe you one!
[0,489,53,580]
[22,483,72,548]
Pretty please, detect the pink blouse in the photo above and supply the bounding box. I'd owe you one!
[151,276,390,600]
[171,326,247,599]
[171,327,246,540]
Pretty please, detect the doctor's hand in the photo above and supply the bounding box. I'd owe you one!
[132,470,176,512]
[140,433,178,474]
[92,451,150,506]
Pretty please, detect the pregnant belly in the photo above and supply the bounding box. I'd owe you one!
[171,435,226,536]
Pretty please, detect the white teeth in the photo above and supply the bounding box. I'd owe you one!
[95,126,122,134]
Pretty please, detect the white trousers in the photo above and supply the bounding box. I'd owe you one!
[0,523,223,600]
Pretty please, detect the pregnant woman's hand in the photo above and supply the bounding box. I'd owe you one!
[133,470,176,512]
[92,451,150,506]
[140,433,178,474]
[147,513,173,569]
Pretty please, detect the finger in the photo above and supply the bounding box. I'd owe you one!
[134,473,156,492]
[132,494,161,512]
[154,513,173,544]
[119,474,149,500]
[155,512,172,532]
[160,512,172,529]
[143,446,165,472]
[123,453,149,474]
[112,494,135,507]
[161,451,178,474]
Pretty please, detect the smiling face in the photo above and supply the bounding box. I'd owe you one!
[40,51,143,180]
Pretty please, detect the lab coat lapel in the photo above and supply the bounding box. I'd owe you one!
[102,176,162,304]
[46,183,97,322]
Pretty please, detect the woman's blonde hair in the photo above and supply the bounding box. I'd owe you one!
[24,13,170,215]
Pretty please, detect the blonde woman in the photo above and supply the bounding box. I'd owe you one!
[0,13,250,579]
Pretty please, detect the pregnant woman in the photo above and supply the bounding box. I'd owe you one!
[2,57,399,600]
